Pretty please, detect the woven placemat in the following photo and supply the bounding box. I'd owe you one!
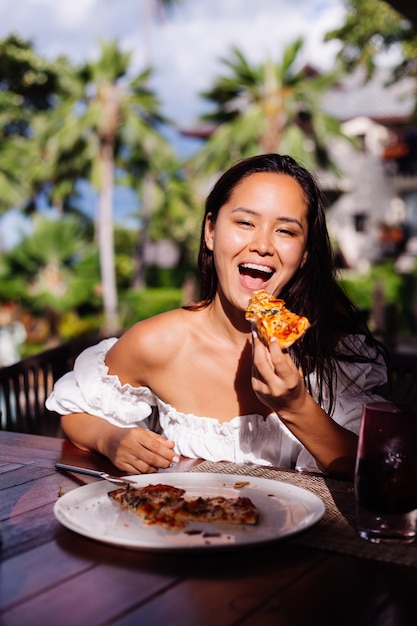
[189,461,417,567]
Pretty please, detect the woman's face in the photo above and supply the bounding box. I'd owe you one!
[205,172,309,311]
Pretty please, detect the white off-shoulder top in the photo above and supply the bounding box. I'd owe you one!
[46,337,387,473]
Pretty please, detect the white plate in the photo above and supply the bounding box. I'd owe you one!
[54,472,325,551]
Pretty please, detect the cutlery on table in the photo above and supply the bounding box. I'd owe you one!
[55,463,136,486]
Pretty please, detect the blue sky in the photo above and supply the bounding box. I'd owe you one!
[0,0,346,247]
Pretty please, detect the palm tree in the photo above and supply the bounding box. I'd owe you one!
[190,38,348,176]
[0,215,100,341]
[129,0,190,289]
[41,41,170,335]
[0,134,33,219]
[122,121,198,288]
[0,35,64,219]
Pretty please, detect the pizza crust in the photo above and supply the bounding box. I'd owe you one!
[246,289,310,349]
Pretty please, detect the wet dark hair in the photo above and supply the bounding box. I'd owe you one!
[185,154,386,414]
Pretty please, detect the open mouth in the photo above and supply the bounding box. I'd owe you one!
[239,262,274,290]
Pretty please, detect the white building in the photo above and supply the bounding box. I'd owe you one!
[321,69,417,272]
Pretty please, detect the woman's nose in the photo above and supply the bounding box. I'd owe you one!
[249,230,274,255]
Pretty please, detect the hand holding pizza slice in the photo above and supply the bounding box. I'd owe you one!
[245,289,311,349]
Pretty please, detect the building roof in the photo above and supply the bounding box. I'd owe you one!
[322,68,416,125]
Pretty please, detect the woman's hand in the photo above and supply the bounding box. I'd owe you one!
[61,413,179,474]
[250,329,307,414]
[101,426,179,474]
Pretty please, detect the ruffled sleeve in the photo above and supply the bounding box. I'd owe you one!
[45,338,157,428]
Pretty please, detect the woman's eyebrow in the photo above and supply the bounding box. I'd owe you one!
[275,216,304,229]
[231,207,304,229]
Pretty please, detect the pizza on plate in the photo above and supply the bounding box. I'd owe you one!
[109,483,186,523]
[108,483,259,530]
[245,289,310,349]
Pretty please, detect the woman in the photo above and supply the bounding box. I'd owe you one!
[46,154,387,479]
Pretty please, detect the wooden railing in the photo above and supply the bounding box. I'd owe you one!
[0,334,102,437]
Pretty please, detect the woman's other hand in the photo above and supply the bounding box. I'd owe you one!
[102,427,179,474]
[61,413,179,474]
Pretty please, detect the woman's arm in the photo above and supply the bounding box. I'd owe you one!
[61,412,179,474]
[47,327,182,474]
[271,394,358,479]
[250,334,358,479]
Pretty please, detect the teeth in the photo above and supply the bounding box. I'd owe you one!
[240,263,273,275]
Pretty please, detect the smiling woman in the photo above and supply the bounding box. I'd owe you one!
[46,154,388,480]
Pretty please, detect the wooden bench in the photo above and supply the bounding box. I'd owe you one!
[0,335,102,437]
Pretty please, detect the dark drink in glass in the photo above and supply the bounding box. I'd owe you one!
[355,401,417,543]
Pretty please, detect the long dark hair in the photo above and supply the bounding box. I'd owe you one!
[186,154,386,414]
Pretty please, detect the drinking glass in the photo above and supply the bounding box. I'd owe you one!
[355,401,417,544]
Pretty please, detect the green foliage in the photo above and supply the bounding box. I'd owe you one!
[338,262,417,334]
[119,287,183,328]
[0,34,62,122]
[0,214,101,338]
[0,35,76,213]
[339,263,402,310]
[0,27,195,345]
[145,265,194,288]
[191,39,346,176]
[113,225,136,288]
[325,0,417,86]
[58,310,104,340]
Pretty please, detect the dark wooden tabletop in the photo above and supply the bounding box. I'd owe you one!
[1,430,417,626]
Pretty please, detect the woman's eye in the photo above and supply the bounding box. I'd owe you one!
[277,227,294,236]
[237,220,253,227]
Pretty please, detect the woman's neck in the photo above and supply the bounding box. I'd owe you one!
[203,296,251,348]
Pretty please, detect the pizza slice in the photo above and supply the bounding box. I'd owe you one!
[108,483,185,523]
[245,289,310,349]
[154,495,259,530]
[108,483,259,530]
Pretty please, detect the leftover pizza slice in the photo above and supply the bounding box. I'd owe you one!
[109,483,259,530]
[108,483,185,522]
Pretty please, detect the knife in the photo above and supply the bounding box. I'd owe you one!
[55,463,136,486]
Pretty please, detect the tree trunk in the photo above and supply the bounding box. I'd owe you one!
[260,63,285,153]
[132,172,154,289]
[98,143,119,335]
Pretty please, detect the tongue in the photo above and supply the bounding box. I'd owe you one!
[240,273,268,290]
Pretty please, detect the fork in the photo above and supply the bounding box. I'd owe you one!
[55,463,136,486]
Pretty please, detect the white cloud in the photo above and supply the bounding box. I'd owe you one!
[54,0,98,26]
[0,0,345,125]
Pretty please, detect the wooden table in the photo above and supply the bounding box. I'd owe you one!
[1,430,417,626]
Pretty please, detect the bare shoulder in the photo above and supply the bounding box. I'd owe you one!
[105,308,196,385]
[130,308,193,353]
